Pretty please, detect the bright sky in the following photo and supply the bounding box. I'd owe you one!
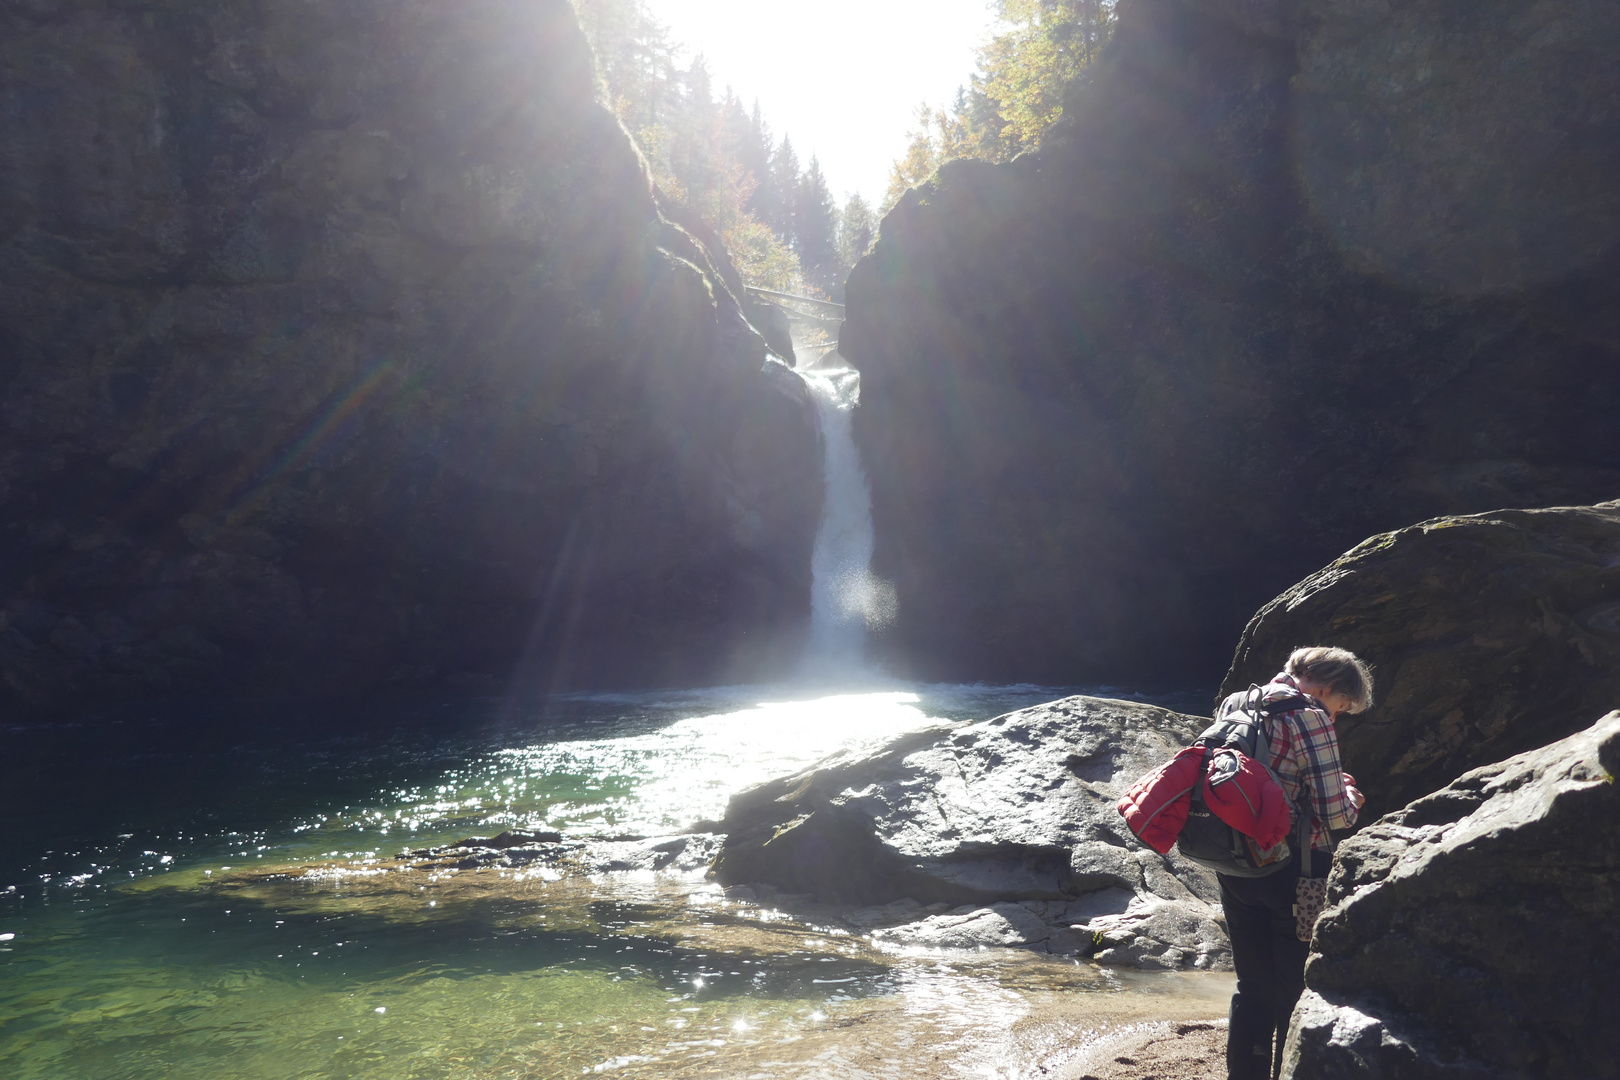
[642,0,998,207]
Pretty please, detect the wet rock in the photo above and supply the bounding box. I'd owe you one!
[451,830,566,849]
[843,897,930,929]
[1222,502,1620,819]
[841,0,1620,688]
[874,902,1051,950]
[411,831,723,876]
[1283,711,1620,1080]
[591,834,725,874]
[1085,895,1230,971]
[1063,886,1138,924]
[0,0,821,718]
[1044,928,1092,957]
[712,696,1231,969]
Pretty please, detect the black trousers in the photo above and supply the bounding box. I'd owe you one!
[1219,849,1331,1080]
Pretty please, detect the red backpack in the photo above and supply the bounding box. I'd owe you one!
[1116,688,1308,876]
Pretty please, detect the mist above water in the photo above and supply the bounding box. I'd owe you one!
[797,351,896,678]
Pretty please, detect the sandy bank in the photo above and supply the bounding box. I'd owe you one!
[1056,1020,1225,1080]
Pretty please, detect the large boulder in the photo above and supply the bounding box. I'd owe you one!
[711,696,1232,969]
[840,0,1620,686]
[1283,711,1620,1080]
[1221,502,1620,820]
[0,0,821,716]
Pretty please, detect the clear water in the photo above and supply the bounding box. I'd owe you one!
[0,684,1226,1079]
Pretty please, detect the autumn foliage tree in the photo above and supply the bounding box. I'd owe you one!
[885,0,1116,211]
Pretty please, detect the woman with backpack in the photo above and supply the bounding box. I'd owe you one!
[1218,646,1371,1080]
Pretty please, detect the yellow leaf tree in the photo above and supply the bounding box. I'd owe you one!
[884,0,1116,205]
[981,0,1114,153]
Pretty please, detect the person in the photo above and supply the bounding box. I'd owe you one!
[1218,646,1372,1080]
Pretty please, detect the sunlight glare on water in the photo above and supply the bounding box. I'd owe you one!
[499,690,938,837]
[0,684,1229,1080]
[281,690,945,856]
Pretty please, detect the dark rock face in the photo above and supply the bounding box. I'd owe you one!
[1295,0,1620,296]
[712,696,1232,969]
[0,0,821,716]
[1221,502,1620,820]
[1283,711,1620,1080]
[840,0,1620,685]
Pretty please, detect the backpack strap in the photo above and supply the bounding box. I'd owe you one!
[1186,745,1212,810]
[1252,687,1338,863]
[1295,783,1314,868]
[1251,688,1319,774]
[1292,768,1339,869]
[1249,686,1275,770]
[1241,684,1311,768]
[1258,693,1315,716]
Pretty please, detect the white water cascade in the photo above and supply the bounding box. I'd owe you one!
[797,350,896,677]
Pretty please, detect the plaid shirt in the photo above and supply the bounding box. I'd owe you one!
[1217,672,1359,851]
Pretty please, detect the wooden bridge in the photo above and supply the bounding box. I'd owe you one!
[743,286,844,315]
[744,286,843,357]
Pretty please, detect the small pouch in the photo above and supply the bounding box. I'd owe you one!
[1289,776,1337,943]
[1293,875,1329,942]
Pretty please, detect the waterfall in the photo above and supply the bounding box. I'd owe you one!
[798,351,895,677]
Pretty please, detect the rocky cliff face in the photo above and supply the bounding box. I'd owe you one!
[841,0,1620,684]
[1284,711,1620,1080]
[0,0,821,716]
[1221,502,1620,820]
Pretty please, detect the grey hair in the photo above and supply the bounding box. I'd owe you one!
[1286,646,1375,713]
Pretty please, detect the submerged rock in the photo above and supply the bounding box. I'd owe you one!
[841,0,1620,687]
[0,0,821,717]
[1222,502,1620,819]
[711,696,1232,969]
[1283,711,1620,1080]
[408,831,725,877]
[875,901,1053,950]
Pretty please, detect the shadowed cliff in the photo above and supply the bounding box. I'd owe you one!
[0,0,822,717]
[841,0,1620,684]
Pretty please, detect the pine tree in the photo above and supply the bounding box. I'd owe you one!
[768,136,801,245]
[668,55,720,216]
[576,0,677,134]
[947,82,1008,162]
[794,157,839,295]
[573,0,807,292]
[838,193,876,270]
[742,101,783,239]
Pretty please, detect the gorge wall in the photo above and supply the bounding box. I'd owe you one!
[841,0,1620,684]
[0,0,822,717]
